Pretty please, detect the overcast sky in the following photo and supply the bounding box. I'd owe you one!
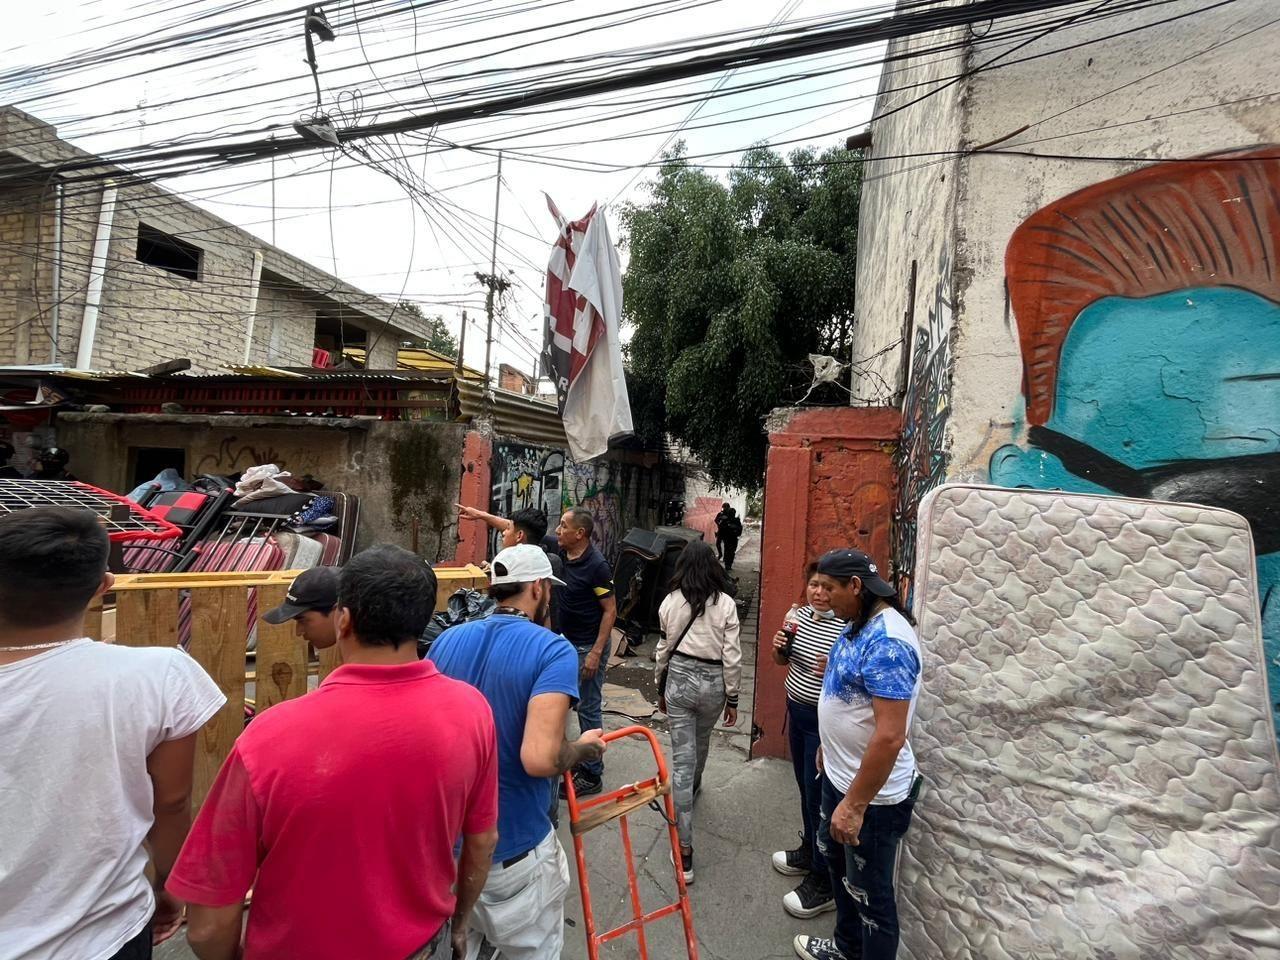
[10,0,887,377]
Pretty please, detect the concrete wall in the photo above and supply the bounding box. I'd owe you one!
[861,0,1280,729]
[850,12,971,590]
[755,407,899,758]
[55,412,470,561]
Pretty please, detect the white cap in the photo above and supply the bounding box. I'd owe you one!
[489,544,567,587]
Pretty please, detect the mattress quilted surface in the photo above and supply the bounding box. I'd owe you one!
[900,484,1280,959]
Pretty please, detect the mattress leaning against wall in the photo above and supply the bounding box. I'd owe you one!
[899,484,1280,959]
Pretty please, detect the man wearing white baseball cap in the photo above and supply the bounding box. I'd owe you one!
[429,544,606,959]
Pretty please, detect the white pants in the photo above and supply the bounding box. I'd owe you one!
[464,831,571,960]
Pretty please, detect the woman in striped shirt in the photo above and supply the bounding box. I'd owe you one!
[771,562,848,919]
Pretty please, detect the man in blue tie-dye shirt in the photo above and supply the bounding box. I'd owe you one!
[792,549,922,960]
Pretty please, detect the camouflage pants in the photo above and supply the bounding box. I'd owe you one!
[664,656,725,848]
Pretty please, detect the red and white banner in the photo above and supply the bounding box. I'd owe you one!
[543,197,633,461]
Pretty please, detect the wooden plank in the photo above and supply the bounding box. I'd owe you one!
[187,587,247,809]
[570,780,670,836]
[253,583,307,713]
[85,596,104,642]
[115,590,180,648]
[318,644,343,681]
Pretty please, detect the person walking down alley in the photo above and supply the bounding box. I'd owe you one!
[793,549,923,960]
[713,502,732,560]
[555,507,617,798]
[771,563,848,920]
[169,546,499,960]
[720,507,743,572]
[655,540,742,885]
[0,507,225,960]
[430,544,607,959]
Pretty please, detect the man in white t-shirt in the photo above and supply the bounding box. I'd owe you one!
[0,506,225,960]
[793,548,923,960]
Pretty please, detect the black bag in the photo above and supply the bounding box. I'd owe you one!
[656,611,699,701]
[417,588,497,659]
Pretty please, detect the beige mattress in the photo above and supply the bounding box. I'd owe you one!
[900,484,1280,959]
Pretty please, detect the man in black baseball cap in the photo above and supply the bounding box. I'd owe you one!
[814,548,898,599]
[262,567,339,649]
[793,547,922,960]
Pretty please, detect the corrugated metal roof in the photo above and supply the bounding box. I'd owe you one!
[342,347,486,381]
[456,379,568,447]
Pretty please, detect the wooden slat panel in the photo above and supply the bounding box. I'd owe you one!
[188,587,247,809]
[318,644,343,681]
[85,596,104,642]
[115,590,180,648]
[254,583,307,713]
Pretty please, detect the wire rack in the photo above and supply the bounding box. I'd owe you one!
[0,480,184,543]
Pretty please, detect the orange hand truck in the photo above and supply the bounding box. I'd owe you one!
[563,725,699,960]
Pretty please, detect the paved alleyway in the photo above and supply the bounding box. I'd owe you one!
[161,524,816,960]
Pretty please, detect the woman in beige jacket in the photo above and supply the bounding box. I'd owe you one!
[656,540,742,885]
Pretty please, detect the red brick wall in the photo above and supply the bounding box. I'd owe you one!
[754,406,900,759]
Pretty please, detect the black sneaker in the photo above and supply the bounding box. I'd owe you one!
[783,873,835,918]
[560,771,603,800]
[771,841,811,877]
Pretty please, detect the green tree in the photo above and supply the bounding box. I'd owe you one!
[622,143,863,489]
[396,299,459,359]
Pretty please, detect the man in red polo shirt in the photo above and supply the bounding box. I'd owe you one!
[168,545,499,960]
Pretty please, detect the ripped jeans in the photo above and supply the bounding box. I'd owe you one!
[817,775,914,960]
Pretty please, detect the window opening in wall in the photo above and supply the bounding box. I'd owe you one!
[136,223,202,280]
[314,311,367,366]
[130,447,186,490]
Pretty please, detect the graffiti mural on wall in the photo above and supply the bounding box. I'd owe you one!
[892,250,955,600]
[564,460,623,561]
[489,442,565,554]
[988,147,1280,734]
[489,440,627,560]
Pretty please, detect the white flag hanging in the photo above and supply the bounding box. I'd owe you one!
[543,198,633,460]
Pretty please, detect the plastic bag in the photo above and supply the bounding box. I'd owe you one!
[417,588,497,659]
[234,464,295,504]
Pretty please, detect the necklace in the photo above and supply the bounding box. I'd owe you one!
[493,606,530,620]
[0,638,85,652]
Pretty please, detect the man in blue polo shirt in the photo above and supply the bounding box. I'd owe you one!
[429,544,607,960]
[554,507,617,797]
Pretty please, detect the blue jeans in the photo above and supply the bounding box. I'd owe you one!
[787,699,828,881]
[818,775,915,960]
[574,640,610,778]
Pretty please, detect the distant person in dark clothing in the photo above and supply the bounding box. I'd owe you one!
[0,441,20,479]
[555,507,616,798]
[720,508,743,572]
[713,503,732,560]
[29,447,76,481]
[456,504,564,629]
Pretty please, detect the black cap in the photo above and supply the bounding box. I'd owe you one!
[262,567,339,624]
[815,548,896,597]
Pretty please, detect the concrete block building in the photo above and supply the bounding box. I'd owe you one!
[0,107,433,372]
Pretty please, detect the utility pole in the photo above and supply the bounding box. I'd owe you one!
[270,136,276,246]
[456,308,467,375]
[482,150,503,390]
